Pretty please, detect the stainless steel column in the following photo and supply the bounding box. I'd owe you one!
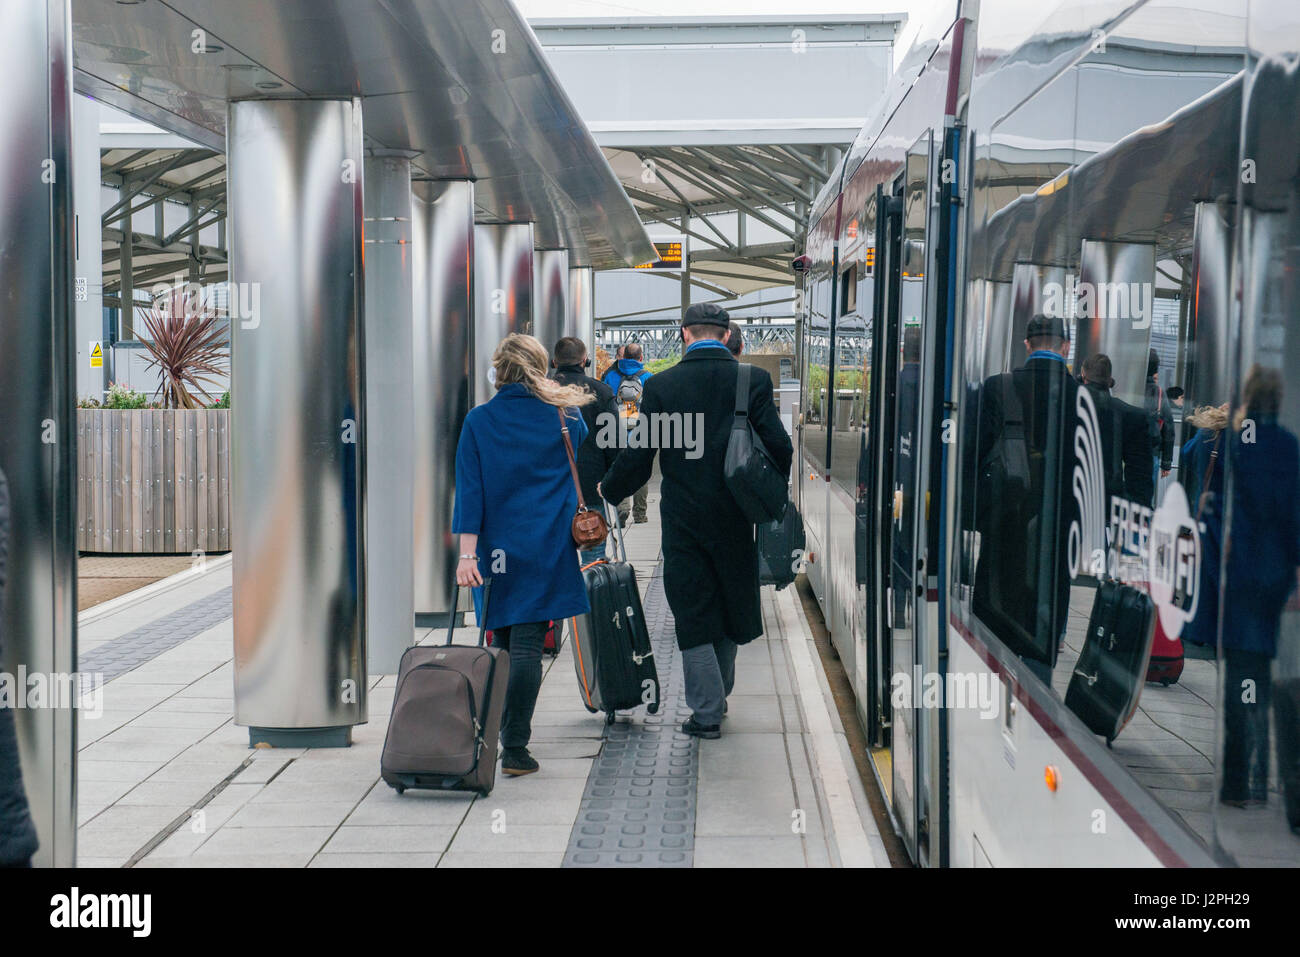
[1010,262,1068,364]
[229,98,366,745]
[1076,240,1157,406]
[568,265,595,354]
[472,223,534,407]
[1186,202,1234,410]
[532,248,569,355]
[412,180,473,624]
[0,0,76,868]
[362,153,414,675]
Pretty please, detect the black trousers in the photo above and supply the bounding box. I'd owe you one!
[490,620,548,750]
[1222,648,1273,802]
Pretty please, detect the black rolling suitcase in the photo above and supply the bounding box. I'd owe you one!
[758,499,805,590]
[569,512,660,724]
[1064,579,1156,744]
[381,579,509,797]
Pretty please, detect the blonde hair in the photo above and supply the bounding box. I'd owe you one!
[1187,403,1229,432]
[493,333,594,408]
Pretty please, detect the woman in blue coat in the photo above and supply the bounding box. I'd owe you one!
[452,333,593,777]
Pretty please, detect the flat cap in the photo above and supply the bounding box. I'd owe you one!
[1025,313,1068,341]
[682,302,730,327]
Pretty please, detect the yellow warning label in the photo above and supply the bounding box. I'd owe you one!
[89,341,102,368]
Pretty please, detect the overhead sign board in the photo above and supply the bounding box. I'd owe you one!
[633,239,684,272]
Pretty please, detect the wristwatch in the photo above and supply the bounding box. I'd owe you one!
[458,553,478,561]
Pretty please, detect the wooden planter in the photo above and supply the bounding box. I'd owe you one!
[77,408,231,554]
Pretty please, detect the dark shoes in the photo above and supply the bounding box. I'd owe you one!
[633,514,649,524]
[681,717,721,740]
[501,747,540,776]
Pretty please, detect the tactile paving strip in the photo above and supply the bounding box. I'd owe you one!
[79,586,233,683]
[563,562,698,867]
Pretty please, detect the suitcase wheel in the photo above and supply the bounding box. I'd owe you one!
[605,711,616,726]
[393,784,406,795]
[646,701,659,715]
[479,788,491,798]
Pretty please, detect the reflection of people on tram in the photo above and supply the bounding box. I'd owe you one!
[1219,366,1300,808]
[1179,402,1229,660]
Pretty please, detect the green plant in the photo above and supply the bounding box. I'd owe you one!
[210,391,230,409]
[646,356,680,374]
[104,381,148,410]
[137,287,229,409]
[77,396,102,409]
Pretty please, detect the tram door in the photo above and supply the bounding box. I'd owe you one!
[880,132,934,861]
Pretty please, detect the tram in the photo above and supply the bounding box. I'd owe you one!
[796,0,1300,866]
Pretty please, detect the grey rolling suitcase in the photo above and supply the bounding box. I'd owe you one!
[381,579,509,797]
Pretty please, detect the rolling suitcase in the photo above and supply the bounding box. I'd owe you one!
[1145,616,1184,686]
[381,579,509,797]
[569,512,660,724]
[1064,579,1156,744]
[758,499,805,590]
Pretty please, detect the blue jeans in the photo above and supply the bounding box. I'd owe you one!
[580,541,607,564]
[489,621,548,750]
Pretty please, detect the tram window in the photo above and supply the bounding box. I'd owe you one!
[956,0,1293,861]
[841,263,858,314]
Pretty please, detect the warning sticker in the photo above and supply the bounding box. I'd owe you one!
[90,341,102,368]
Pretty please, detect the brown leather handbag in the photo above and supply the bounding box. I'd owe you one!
[559,408,609,549]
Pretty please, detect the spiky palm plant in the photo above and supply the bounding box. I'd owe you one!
[137,287,229,409]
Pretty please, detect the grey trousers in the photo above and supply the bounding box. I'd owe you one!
[681,638,738,726]
[618,483,649,522]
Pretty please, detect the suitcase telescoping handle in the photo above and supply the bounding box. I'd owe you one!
[446,577,492,647]
[610,505,629,565]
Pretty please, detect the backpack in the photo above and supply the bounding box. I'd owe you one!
[977,375,1032,533]
[616,370,644,419]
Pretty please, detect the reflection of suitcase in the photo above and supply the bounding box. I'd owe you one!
[381,580,508,797]
[1065,581,1156,744]
[1145,617,1184,686]
[758,500,805,590]
[569,514,660,724]
[1275,679,1300,832]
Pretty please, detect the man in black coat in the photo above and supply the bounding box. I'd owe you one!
[970,315,1081,684]
[551,336,619,562]
[1080,353,1155,510]
[0,467,38,867]
[600,303,793,738]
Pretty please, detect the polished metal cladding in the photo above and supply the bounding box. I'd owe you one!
[229,99,367,732]
[1076,240,1158,407]
[532,250,571,356]
[68,0,654,269]
[412,181,473,621]
[362,154,415,674]
[1010,264,1068,365]
[0,0,76,869]
[568,266,595,354]
[1188,201,1234,410]
[472,223,535,407]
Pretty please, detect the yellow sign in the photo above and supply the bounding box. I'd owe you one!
[89,341,103,369]
[634,241,684,271]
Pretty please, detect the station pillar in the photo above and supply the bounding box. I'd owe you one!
[361,152,416,674]
[228,98,367,746]
[532,248,570,356]
[0,0,77,868]
[567,266,595,356]
[412,180,474,627]
[471,223,534,407]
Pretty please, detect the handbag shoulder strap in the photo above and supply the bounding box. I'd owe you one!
[557,407,587,509]
[734,361,751,425]
[1195,429,1222,522]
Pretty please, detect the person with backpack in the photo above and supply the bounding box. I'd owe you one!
[602,341,653,523]
[969,314,1082,685]
[1145,348,1175,503]
[598,303,792,739]
[1079,353,1154,510]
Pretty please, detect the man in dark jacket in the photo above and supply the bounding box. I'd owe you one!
[971,314,1081,684]
[726,320,744,357]
[1080,353,1155,510]
[552,337,619,562]
[603,343,653,524]
[0,467,38,867]
[600,303,793,738]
